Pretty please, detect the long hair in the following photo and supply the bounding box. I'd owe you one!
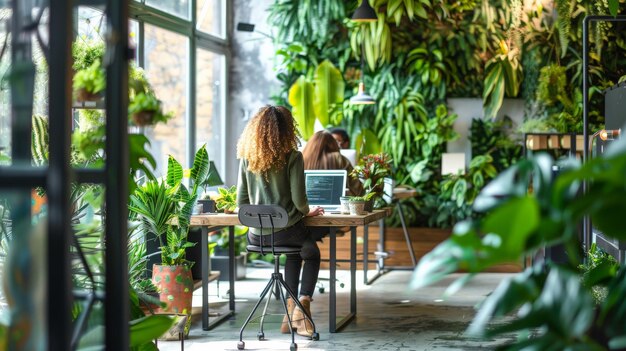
[302,130,342,170]
[236,105,300,175]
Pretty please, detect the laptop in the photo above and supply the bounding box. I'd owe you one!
[304,170,347,212]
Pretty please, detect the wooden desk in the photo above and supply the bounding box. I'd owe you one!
[363,187,418,285]
[190,210,387,333]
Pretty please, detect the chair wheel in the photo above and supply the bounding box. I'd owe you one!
[311,332,320,341]
[339,283,345,288]
[257,331,264,340]
[318,287,325,294]
[290,342,298,351]
[237,341,245,350]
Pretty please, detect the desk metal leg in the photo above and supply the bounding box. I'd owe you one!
[202,226,235,331]
[350,226,357,316]
[363,224,369,285]
[397,202,417,267]
[363,219,388,285]
[228,226,236,312]
[329,226,356,333]
[329,227,336,332]
[202,227,209,330]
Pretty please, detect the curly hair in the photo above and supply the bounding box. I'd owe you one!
[237,105,300,175]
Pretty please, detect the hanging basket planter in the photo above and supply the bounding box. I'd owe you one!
[131,110,156,127]
[74,88,103,103]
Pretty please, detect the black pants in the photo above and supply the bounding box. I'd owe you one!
[248,220,320,297]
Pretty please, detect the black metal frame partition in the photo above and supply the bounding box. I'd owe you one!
[581,15,626,254]
[0,0,130,350]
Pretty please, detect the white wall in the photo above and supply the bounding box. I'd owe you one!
[446,98,525,166]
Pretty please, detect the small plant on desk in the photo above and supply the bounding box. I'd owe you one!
[350,153,392,209]
[346,192,376,215]
[214,185,237,214]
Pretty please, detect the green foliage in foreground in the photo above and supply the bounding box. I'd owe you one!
[412,131,626,349]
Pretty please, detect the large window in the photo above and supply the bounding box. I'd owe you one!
[143,25,190,174]
[146,0,190,20]
[197,0,225,37]
[195,48,225,172]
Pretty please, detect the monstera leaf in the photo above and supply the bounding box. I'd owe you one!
[314,60,344,127]
[288,75,316,140]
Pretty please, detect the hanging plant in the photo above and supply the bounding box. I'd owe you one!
[128,92,172,127]
[73,60,105,102]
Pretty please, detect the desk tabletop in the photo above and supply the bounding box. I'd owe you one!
[190,209,387,227]
[393,187,418,199]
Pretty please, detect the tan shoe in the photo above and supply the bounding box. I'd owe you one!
[291,297,314,337]
[280,297,296,334]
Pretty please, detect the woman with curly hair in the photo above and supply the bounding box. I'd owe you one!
[236,105,323,337]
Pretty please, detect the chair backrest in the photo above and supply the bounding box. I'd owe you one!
[238,204,289,230]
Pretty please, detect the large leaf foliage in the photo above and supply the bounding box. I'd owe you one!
[412,135,626,348]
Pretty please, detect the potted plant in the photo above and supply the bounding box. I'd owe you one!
[350,153,392,211]
[128,92,172,127]
[73,60,105,102]
[214,185,237,214]
[346,192,376,215]
[128,144,210,336]
[197,161,224,213]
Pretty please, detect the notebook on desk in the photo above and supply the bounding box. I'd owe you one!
[304,170,347,212]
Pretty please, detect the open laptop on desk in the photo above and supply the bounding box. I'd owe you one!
[304,170,347,213]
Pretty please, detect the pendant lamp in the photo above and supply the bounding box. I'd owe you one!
[351,0,378,22]
[350,82,375,105]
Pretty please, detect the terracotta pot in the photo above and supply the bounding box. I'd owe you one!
[151,264,193,315]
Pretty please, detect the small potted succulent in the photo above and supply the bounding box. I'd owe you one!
[346,192,376,215]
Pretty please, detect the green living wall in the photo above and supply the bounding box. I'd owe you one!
[268,0,626,227]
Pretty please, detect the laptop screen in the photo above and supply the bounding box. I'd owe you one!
[304,170,347,208]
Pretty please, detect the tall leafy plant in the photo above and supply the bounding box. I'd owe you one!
[288,60,345,140]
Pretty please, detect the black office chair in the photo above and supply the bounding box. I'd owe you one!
[237,204,319,351]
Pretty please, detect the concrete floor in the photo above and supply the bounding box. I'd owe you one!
[156,268,517,351]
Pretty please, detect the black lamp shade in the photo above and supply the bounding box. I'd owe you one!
[351,0,378,22]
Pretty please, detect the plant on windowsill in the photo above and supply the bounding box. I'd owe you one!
[214,185,237,214]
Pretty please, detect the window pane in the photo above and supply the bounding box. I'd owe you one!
[0,9,11,157]
[195,48,224,184]
[144,25,189,176]
[196,0,224,37]
[146,0,190,20]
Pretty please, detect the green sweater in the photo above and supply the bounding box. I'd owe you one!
[237,150,310,234]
